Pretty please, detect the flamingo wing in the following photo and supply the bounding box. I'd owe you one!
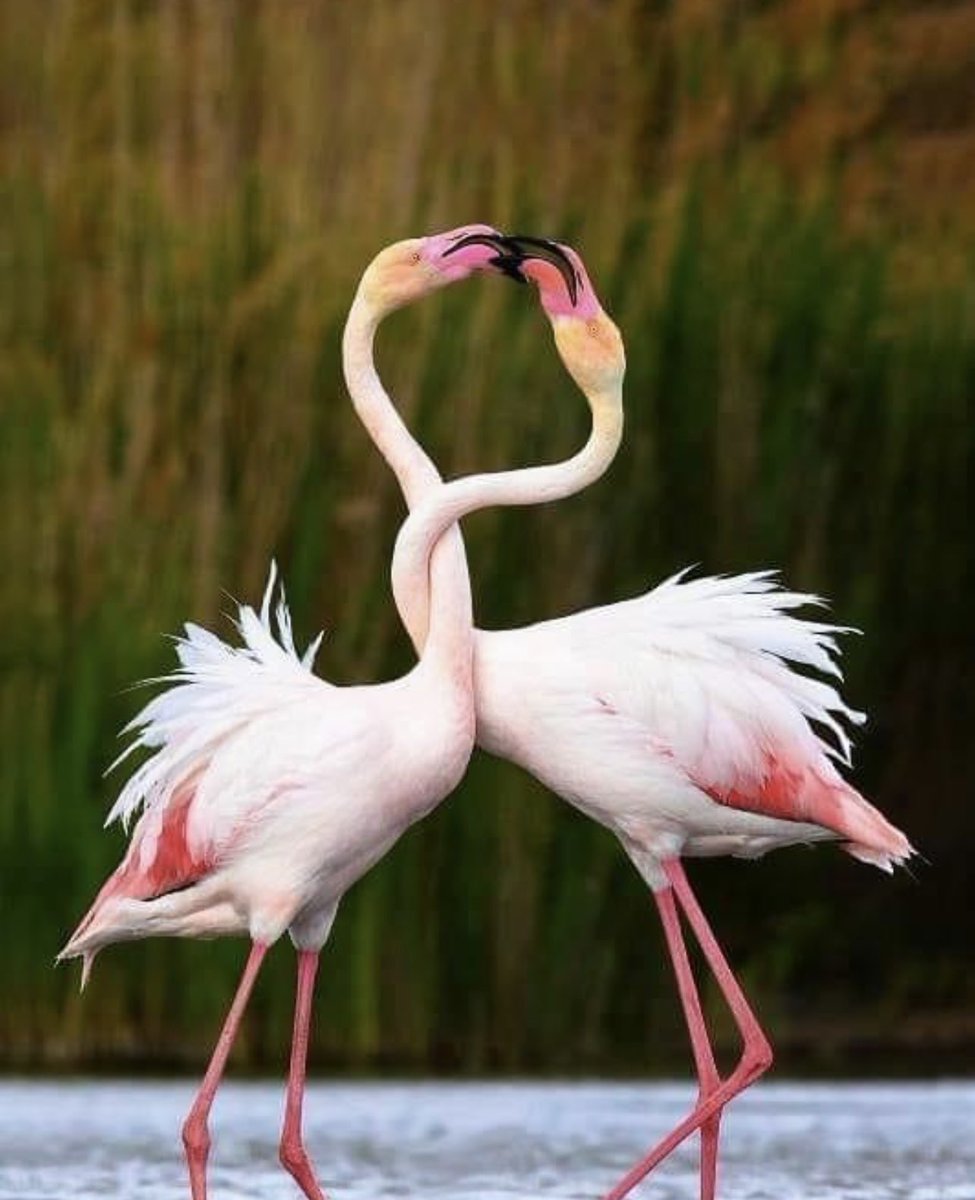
[107,563,328,828]
[60,565,400,982]
[100,564,337,898]
[559,571,912,869]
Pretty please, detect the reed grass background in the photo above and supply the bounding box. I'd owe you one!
[2,0,973,1073]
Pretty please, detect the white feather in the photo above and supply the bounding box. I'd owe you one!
[477,569,871,841]
[105,564,327,831]
[570,570,865,771]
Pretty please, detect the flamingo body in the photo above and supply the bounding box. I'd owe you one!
[59,225,537,1200]
[64,567,471,971]
[474,570,910,880]
[366,234,912,1200]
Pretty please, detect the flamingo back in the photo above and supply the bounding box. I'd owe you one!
[484,571,911,870]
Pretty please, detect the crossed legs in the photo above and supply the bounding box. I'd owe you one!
[179,862,765,1200]
[604,858,773,1200]
[653,884,722,1200]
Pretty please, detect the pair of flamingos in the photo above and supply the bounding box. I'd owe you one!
[61,226,912,1200]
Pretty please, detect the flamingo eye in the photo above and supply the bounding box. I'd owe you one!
[410,252,422,264]
[587,322,599,337]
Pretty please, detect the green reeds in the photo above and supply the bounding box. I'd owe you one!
[2,0,973,1071]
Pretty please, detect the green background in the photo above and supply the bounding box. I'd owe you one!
[2,1,973,1074]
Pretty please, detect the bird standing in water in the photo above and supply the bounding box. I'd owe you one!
[354,233,913,1200]
[58,225,548,1200]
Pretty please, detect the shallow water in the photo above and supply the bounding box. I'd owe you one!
[0,1078,972,1200]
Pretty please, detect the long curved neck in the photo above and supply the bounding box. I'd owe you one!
[342,288,472,671]
[391,387,624,641]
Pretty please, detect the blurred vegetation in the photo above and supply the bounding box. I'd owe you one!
[2,0,973,1074]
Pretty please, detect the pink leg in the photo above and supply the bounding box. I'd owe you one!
[654,886,722,1200]
[604,860,773,1200]
[182,941,268,1200]
[279,950,329,1200]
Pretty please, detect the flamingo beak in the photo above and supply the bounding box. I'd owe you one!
[437,230,583,302]
[493,234,581,305]
[439,230,528,284]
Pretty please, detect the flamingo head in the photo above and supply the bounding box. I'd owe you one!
[359,224,521,314]
[500,235,625,398]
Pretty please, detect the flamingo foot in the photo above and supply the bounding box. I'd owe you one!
[279,1138,329,1200]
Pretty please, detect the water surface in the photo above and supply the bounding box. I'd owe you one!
[1,1078,972,1199]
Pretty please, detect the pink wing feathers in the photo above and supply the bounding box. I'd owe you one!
[571,571,912,870]
[71,566,328,938]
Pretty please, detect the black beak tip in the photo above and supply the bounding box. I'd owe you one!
[491,254,528,284]
[495,233,580,306]
[441,230,529,283]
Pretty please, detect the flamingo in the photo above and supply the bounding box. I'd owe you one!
[56,225,571,1200]
[345,234,914,1200]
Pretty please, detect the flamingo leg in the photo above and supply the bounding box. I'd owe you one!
[279,950,329,1200]
[653,885,722,1200]
[604,860,773,1200]
[182,941,268,1200]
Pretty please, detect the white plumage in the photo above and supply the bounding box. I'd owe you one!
[107,563,327,833]
[473,567,907,879]
[58,226,624,1200]
[64,560,471,965]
